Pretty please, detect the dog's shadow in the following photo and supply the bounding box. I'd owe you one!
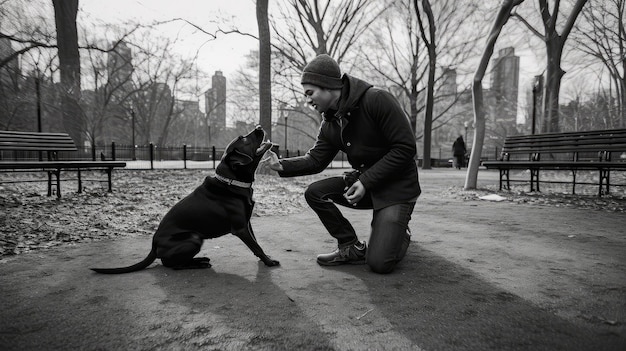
[149,262,334,349]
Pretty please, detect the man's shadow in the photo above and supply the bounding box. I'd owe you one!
[329,245,621,351]
[150,261,334,350]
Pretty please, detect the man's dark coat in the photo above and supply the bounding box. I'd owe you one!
[278,74,421,209]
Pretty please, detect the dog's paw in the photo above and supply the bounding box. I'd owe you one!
[263,258,280,267]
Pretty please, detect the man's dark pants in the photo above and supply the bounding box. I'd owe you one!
[304,177,415,273]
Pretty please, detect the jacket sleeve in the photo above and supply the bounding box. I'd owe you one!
[358,89,417,189]
[278,122,339,177]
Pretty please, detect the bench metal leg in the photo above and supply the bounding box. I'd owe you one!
[498,169,509,190]
[47,169,61,198]
[530,169,539,192]
[106,167,113,192]
[77,169,83,193]
[571,170,577,195]
[56,169,61,197]
[47,171,53,197]
[599,169,610,196]
[505,169,510,190]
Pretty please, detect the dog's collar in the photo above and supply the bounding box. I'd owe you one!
[214,173,252,189]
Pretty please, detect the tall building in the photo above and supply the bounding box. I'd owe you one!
[490,47,520,135]
[107,41,133,88]
[173,99,203,145]
[205,71,226,133]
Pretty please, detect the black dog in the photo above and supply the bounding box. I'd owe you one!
[91,126,279,274]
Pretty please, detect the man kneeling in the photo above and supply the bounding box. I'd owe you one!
[265,54,421,274]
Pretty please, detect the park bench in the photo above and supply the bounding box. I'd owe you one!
[482,129,626,196]
[0,130,126,197]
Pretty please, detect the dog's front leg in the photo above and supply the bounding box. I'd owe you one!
[234,223,280,266]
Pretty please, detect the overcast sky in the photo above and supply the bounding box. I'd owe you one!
[76,0,542,122]
[79,0,259,77]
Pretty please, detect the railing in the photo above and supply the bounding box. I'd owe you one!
[0,142,500,170]
[1,143,348,170]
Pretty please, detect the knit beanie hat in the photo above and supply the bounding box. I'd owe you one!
[301,54,343,89]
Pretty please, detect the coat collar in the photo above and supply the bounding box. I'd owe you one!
[322,74,372,122]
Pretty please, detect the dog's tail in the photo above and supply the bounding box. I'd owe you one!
[90,247,157,274]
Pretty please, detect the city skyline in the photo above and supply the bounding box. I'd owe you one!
[79,0,258,79]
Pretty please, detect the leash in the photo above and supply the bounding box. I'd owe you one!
[214,173,252,189]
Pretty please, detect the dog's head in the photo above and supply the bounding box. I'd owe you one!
[215,125,275,183]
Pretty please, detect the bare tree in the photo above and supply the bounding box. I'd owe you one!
[360,1,427,136]
[52,0,84,146]
[512,0,588,132]
[0,2,57,70]
[465,0,525,190]
[257,0,272,139]
[124,38,196,146]
[1,1,144,141]
[415,0,436,169]
[360,1,483,168]
[573,0,626,128]
[168,1,385,144]
[271,0,384,68]
[263,0,389,148]
[79,38,142,146]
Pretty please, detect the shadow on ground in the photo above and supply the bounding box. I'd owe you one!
[328,245,622,351]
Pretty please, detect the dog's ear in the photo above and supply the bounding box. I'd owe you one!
[229,149,254,168]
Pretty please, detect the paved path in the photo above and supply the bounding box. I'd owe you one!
[1,168,624,350]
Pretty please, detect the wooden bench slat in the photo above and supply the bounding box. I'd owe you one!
[0,145,78,151]
[0,161,127,169]
[0,131,78,152]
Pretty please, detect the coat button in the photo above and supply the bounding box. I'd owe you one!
[346,142,351,147]
[360,164,365,168]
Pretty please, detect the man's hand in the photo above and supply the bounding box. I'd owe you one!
[261,150,283,171]
[344,180,365,205]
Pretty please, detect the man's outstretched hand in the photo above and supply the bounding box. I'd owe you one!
[261,150,283,171]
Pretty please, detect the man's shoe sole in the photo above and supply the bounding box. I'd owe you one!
[317,258,366,266]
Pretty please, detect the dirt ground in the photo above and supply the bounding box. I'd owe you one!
[0,168,625,350]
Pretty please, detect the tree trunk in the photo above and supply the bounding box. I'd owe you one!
[465,0,524,190]
[536,0,588,133]
[257,0,272,141]
[419,0,436,169]
[52,0,83,147]
[422,50,435,169]
[542,34,565,132]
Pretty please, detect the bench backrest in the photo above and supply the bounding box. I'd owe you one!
[500,129,626,161]
[0,131,78,161]
[0,131,77,152]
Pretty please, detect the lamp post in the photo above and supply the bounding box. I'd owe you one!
[36,71,43,161]
[36,72,42,133]
[284,116,288,151]
[531,75,542,135]
[130,107,136,160]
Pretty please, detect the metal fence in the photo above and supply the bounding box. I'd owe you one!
[0,142,500,170]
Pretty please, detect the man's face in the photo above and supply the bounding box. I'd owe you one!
[302,84,335,113]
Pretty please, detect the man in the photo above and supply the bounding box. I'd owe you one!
[266,54,420,274]
[452,135,467,169]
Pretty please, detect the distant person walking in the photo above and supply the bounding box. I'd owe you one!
[452,135,467,169]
